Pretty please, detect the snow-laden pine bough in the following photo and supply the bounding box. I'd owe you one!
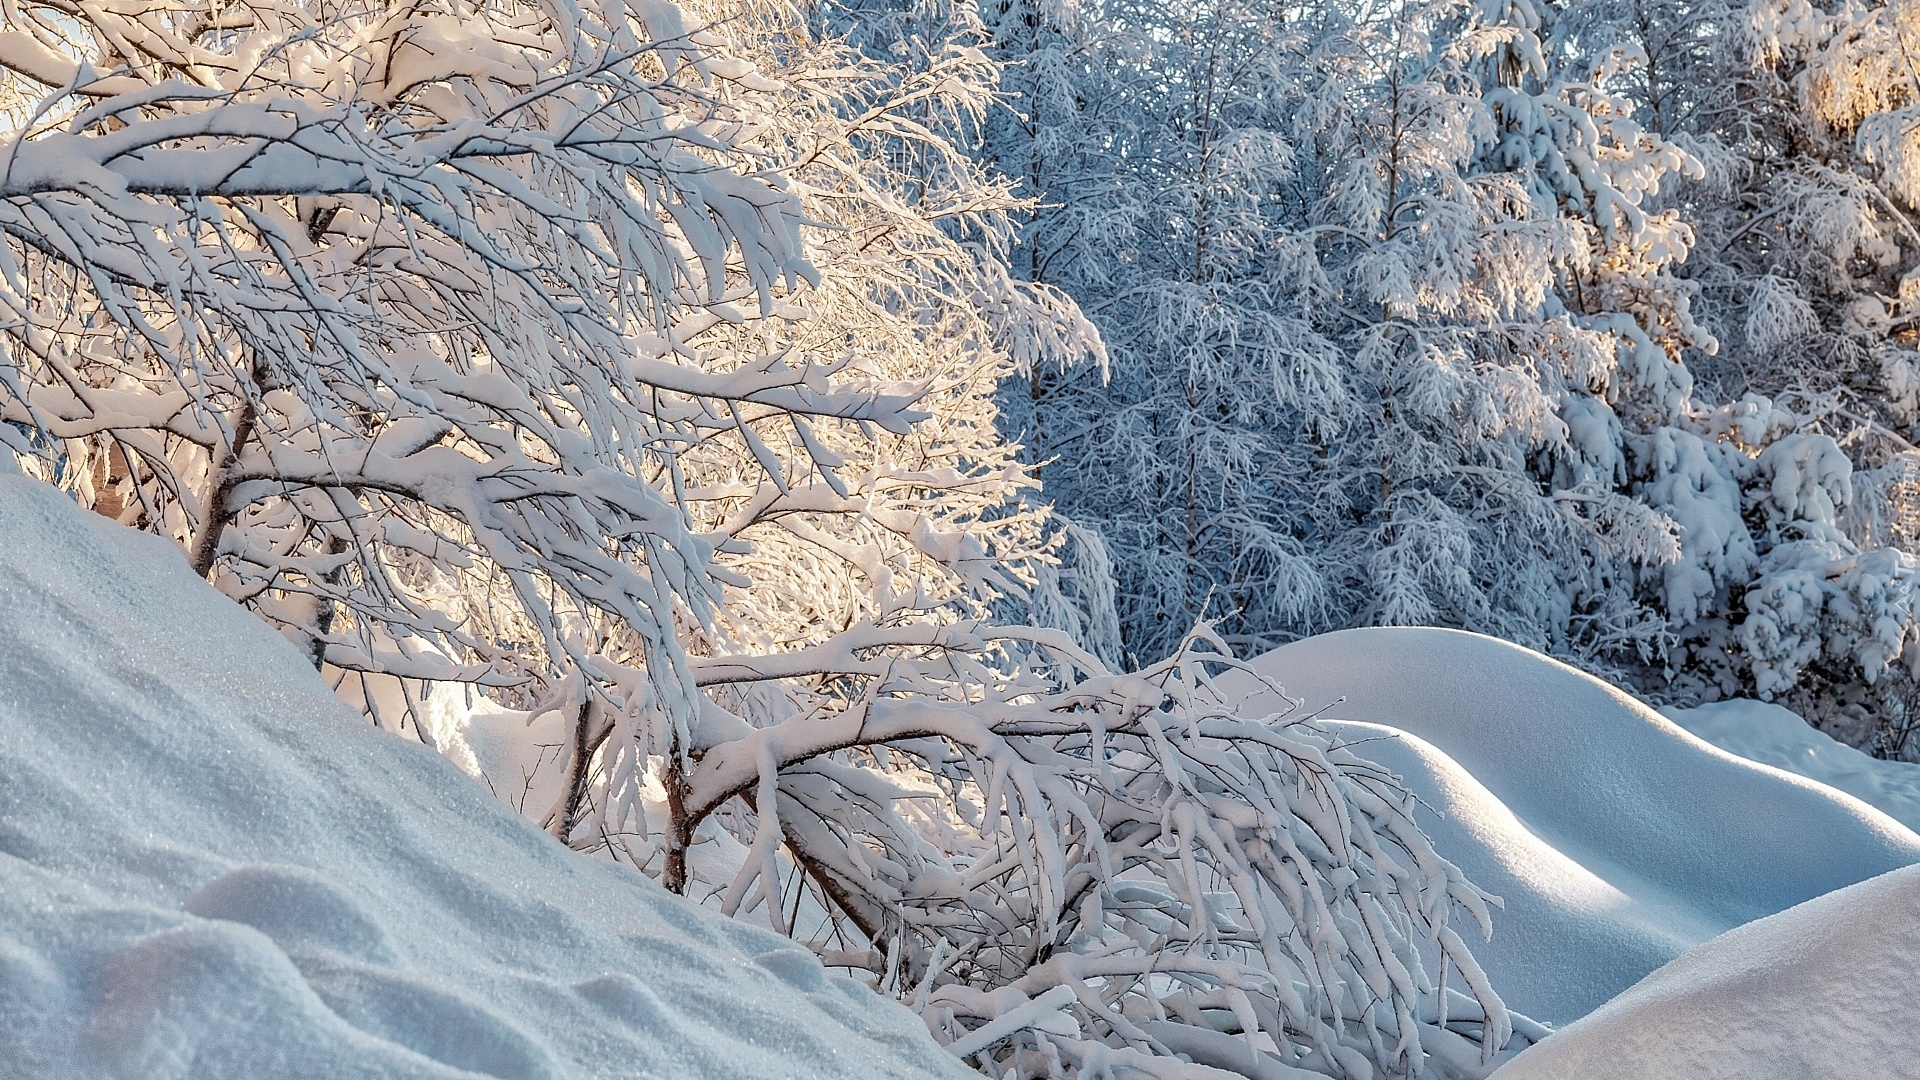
[0,0,1526,1075]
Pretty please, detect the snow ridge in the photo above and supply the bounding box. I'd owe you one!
[1224,627,1920,1023]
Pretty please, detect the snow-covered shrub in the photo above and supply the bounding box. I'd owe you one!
[673,624,1523,1077]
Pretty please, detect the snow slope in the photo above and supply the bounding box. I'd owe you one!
[1222,628,1920,1024]
[1666,698,1920,833]
[0,466,969,1080]
[1490,862,1920,1079]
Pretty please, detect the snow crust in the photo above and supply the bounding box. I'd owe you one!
[1490,862,1920,1079]
[1666,698,1920,832]
[1223,627,1920,1024]
[0,471,970,1080]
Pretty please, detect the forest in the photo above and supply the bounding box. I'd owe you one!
[5,0,1920,1077]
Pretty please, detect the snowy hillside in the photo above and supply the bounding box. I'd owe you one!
[0,467,968,1080]
[1490,862,1920,1079]
[1223,629,1920,1023]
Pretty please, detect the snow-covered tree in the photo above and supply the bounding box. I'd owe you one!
[1534,0,1920,747]
[989,0,1700,667]
[0,1,1521,1075]
[1682,0,1920,747]
[972,0,1920,750]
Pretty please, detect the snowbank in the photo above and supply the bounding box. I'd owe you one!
[1223,628,1920,1023]
[1666,698,1920,833]
[1490,862,1920,1079]
[0,469,969,1080]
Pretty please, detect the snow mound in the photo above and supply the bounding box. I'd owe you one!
[1223,628,1920,1024]
[1666,698,1920,833]
[1490,863,1920,1079]
[0,470,968,1080]
[1298,719,1701,1027]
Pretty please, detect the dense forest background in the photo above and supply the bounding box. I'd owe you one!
[962,0,1920,754]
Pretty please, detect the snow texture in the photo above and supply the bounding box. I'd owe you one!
[1490,862,1920,1079]
[1667,698,1920,834]
[0,470,971,1080]
[1220,627,1920,1024]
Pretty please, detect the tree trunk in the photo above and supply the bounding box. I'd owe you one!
[187,402,258,579]
[552,699,600,844]
[663,754,691,894]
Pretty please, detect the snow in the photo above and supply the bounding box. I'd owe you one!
[1221,627,1920,1024]
[0,470,970,1080]
[12,444,1920,1079]
[1666,698,1920,833]
[1489,862,1920,1079]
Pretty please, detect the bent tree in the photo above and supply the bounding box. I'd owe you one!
[0,0,1521,1075]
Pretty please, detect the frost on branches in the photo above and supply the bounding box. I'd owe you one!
[1566,0,1920,747]
[985,0,1920,748]
[988,0,1702,667]
[0,1,1521,1077]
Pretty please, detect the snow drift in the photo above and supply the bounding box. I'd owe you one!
[1223,628,1920,1023]
[0,467,969,1080]
[1490,862,1920,1079]
[1667,698,1920,833]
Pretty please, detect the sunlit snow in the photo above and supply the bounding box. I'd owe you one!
[1224,628,1920,1024]
[0,468,968,1080]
